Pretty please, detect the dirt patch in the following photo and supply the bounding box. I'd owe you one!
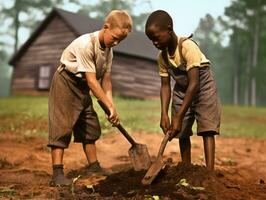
[92,163,266,200]
[0,131,266,199]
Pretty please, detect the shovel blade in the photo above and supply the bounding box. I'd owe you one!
[141,158,165,185]
[128,144,151,171]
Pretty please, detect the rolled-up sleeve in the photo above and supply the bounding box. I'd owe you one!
[182,40,202,71]
[158,53,169,77]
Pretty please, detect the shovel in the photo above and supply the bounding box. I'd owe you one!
[97,100,151,171]
[141,132,170,185]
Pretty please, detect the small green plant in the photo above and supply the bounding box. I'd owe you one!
[144,194,160,200]
[223,158,237,166]
[176,179,205,191]
[198,155,205,162]
[0,188,16,197]
[86,184,95,193]
[71,175,81,195]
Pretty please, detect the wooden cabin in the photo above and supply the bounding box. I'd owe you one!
[9,8,161,98]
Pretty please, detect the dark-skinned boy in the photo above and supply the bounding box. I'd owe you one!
[145,10,221,170]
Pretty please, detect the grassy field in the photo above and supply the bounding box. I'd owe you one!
[0,95,266,138]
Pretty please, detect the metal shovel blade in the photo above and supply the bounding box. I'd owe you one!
[141,156,165,185]
[128,143,151,171]
[97,100,152,171]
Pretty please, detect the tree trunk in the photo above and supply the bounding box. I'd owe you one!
[233,29,242,105]
[14,0,20,53]
[244,49,252,105]
[250,0,261,106]
[233,76,238,105]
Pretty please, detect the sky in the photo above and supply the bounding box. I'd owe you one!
[63,0,232,35]
[1,0,232,53]
[150,0,231,35]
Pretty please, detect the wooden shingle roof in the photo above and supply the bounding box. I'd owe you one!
[9,8,157,65]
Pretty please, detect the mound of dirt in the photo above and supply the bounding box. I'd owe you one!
[66,162,266,200]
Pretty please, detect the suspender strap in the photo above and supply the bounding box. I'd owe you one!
[162,33,194,67]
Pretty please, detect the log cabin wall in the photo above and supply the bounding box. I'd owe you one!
[112,54,160,98]
[12,16,76,93]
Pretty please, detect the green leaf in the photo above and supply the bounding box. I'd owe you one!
[86,184,95,193]
[176,178,189,187]
[191,186,205,191]
[152,195,160,200]
[176,178,205,191]
[71,175,81,195]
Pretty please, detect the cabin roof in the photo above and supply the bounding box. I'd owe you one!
[9,8,158,66]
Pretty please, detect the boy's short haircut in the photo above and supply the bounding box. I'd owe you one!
[145,10,173,31]
[105,10,133,34]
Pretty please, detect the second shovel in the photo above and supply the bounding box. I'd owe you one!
[141,133,170,185]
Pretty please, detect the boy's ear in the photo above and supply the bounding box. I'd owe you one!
[167,24,173,32]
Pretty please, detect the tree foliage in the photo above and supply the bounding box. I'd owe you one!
[224,0,266,106]
[78,0,152,31]
[0,0,75,53]
[194,0,266,106]
[193,14,233,103]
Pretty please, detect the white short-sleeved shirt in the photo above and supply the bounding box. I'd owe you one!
[60,31,113,80]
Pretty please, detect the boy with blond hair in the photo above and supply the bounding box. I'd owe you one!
[145,10,221,170]
[48,10,133,187]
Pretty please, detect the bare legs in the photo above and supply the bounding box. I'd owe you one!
[82,143,98,164]
[51,147,64,165]
[179,133,215,170]
[203,135,215,170]
[51,143,98,166]
[179,138,191,165]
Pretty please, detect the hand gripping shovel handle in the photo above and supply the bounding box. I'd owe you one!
[157,133,170,158]
[97,100,137,146]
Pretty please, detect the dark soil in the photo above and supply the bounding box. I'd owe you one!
[61,162,266,200]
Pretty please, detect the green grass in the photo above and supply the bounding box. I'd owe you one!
[221,105,266,138]
[0,95,266,138]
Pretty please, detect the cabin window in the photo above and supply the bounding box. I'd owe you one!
[38,66,51,89]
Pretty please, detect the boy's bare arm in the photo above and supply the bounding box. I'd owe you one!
[160,76,171,133]
[85,72,113,110]
[101,72,114,105]
[85,72,119,125]
[101,72,119,125]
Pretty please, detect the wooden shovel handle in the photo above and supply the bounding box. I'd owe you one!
[97,100,137,146]
[97,100,111,116]
[116,124,137,146]
[157,133,170,157]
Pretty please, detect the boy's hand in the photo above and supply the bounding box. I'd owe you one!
[97,100,120,126]
[168,115,182,141]
[160,114,170,134]
[108,106,120,126]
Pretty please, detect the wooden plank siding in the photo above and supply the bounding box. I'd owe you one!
[111,55,160,98]
[12,16,76,93]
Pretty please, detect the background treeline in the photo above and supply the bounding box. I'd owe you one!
[194,0,266,106]
[0,0,265,106]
